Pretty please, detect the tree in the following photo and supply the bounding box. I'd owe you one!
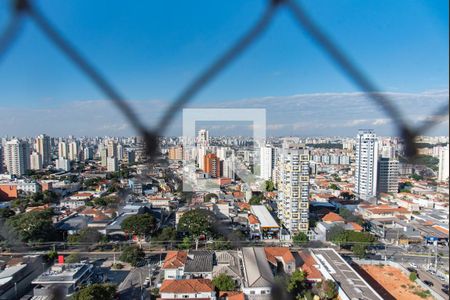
[327,225,346,243]
[328,184,340,190]
[121,214,156,238]
[120,245,145,266]
[292,232,309,245]
[72,283,117,300]
[0,208,15,219]
[319,279,338,300]
[265,180,275,192]
[154,227,177,241]
[287,270,309,299]
[179,236,193,250]
[204,193,218,202]
[65,253,81,263]
[409,271,418,282]
[177,209,216,238]
[249,195,263,205]
[352,244,367,258]
[212,273,236,291]
[6,209,58,242]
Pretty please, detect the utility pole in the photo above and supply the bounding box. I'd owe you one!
[434,240,438,273]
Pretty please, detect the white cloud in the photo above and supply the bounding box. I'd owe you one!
[0,89,448,137]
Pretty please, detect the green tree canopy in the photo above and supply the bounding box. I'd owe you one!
[72,283,116,300]
[6,209,57,242]
[204,193,218,202]
[119,245,145,266]
[287,270,309,299]
[319,279,338,300]
[292,232,309,245]
[212,273,236,291]
[265,180,275,192]
[68,228,105,244]
[177,209,216,238]
[65,253,81,264]
[154,227,177,241]
[121,213,156,237]
[0,208,15,219]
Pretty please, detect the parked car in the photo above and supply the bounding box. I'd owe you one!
[423,280,434,287]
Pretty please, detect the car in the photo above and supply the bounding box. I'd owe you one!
[407,267,417,273]
[423,280,434,287]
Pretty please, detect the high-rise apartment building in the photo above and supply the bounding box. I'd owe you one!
[275,143,310,234]
[83,147,94,161]
[197,146,207,170]
[438,145,449,182]
[222,155,236,180]
[107,156,119,172]
[377,157,399,194]
[117,144,124,161]
[168,145,184,160]
[4,139,30,176]
[58,141,68,159]
[197,129,209,146]
[68,141,79,161]
[260,145,275,180]
[56,157,70,171]
[30,152,43,170]
[354,130,379,201]
[100,148,108,167]
[204,153,221,178]
[35,134,51,166]
[107,140,117,158]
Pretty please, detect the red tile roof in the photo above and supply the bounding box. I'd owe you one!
[322,212,344,223]
[348,222,363,232]
[219,292,245,300]
[265,247,295,264]
[248,214,260,225]
[162,251,187,269]
[298,251,322,281]
[160,279,214,294]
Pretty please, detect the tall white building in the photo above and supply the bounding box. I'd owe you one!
[4,139,30,176]
[35,134,51,166]
[222,155,236,180]
[354,130,379,201]
[275,143,310,234]
[56,157,70,171]
[83,147,94,161]
[58,141,68,159]
[107,156,119,172]
[30,152,43,170]
[197,129,209,146]
[260,145,275,180]
[197,146,207,171]
[68,141,79,161]
[438,145,449,182]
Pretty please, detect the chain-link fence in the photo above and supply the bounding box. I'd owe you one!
[0,0,448,299]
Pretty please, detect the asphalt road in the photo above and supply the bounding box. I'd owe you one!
[416,268,449,299]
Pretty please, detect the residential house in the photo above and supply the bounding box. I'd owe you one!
[241,247,274,297]
[162,251,187,279]
[159,278,216,300]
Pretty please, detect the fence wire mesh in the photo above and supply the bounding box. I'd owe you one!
[0,0,448,299]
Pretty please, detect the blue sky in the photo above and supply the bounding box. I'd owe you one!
[0,0,448,137]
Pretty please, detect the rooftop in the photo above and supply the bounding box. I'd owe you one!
[250,205,279,228]
[160,278,214,294]
[312,249,382,300]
